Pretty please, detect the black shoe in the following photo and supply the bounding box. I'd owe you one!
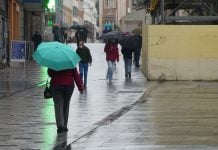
[135,64,140,67]
[125,74,128,78]
[128,72,131,78]
[57,127,68,133]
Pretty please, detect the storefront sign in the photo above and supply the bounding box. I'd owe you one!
[11,40,26,62]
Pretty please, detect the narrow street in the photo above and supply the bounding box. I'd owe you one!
[1,44,218,150]
[0,43,149,149]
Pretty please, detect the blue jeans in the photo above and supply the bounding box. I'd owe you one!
[51,85,74,129]
[79,62,89,86]
[106,61,116,81]
[124,57,132,75]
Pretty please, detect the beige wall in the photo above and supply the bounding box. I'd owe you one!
[141,25,218,81]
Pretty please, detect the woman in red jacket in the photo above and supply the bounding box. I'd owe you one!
[104,39,119,83]
[48,68,83,133]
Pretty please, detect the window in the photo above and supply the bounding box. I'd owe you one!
[73,6,78,17]
[137,0,145,6]
[132,0,137,6]
[104,0,116,9]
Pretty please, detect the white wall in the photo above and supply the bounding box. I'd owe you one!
[117,0,127,27]
[83,0,97,25]
[63,0,72,7]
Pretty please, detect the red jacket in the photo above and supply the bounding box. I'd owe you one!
[48,68,83,91]
[104,43,119,62]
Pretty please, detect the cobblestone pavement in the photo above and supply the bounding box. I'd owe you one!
[0,44,150,150]
[68,81,218,150]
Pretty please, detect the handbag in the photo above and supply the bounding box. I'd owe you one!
[44,79,52,99]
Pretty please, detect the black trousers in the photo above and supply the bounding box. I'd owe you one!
[51,85,74,129]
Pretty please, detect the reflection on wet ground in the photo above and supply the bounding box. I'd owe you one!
[0,43,148,149]
[68,81,218,150]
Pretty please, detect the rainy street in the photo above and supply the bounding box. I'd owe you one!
[0,43,150,149]
[2,0,218,149]
[1,44,218,150]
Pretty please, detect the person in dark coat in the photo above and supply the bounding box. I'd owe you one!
[32,31,42,51]
[75,29,88,46]
[48,68,84,133]
[121,47,134,78]
[63,30,68,43]
[54,29,62,42]
[76,40,92,88]
[134,35,142,67]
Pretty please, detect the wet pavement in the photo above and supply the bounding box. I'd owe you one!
[0,43,151,149]
[68,81,218,150]
[2,43,218,150]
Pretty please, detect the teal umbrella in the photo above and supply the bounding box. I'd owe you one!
[33,42,81,71]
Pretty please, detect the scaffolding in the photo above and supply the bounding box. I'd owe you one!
[148,0,218,24]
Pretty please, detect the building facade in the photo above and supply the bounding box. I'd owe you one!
[83,0,98,42]
[99,0,129,34]
[72,0,84,25]
[63,0,73,28]
[120,0,146,33]
[6,0,43,65]
[0,0,8,64]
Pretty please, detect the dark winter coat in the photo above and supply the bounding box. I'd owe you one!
[76,46,92,64]
[121,47,133,59]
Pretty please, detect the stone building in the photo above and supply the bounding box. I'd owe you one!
[99,0,130,34]
[83,0,98,42]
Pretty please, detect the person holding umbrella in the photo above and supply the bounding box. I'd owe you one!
[33,42,84,133]
[48,68,83,133]
[75,29,88,46]
[104,39,119,83]
[119,35,142,68]
[121,47,134,78]
[76,40,92,88]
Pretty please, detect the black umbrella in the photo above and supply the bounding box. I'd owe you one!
[119,35,142,51]
[71,24,87,30]
[98,31,128,41]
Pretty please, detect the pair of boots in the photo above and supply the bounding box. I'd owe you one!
[125,72,131,78]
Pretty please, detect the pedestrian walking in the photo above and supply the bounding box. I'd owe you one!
[75,29,88,46]
[63,30,68,44]
[121,47,134,78]
[48,68,84,133]
[32,31,42,51]
[104,39,119,83]
[54,29,62,42]
[133,35,142,67]
[76,40,92,88]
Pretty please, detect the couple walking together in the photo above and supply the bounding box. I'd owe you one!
[104,39,134,82]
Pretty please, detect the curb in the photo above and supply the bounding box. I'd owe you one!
[54,81,160,149]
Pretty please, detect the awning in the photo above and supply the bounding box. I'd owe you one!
[23,0,42,11]
[121,9,145,22]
